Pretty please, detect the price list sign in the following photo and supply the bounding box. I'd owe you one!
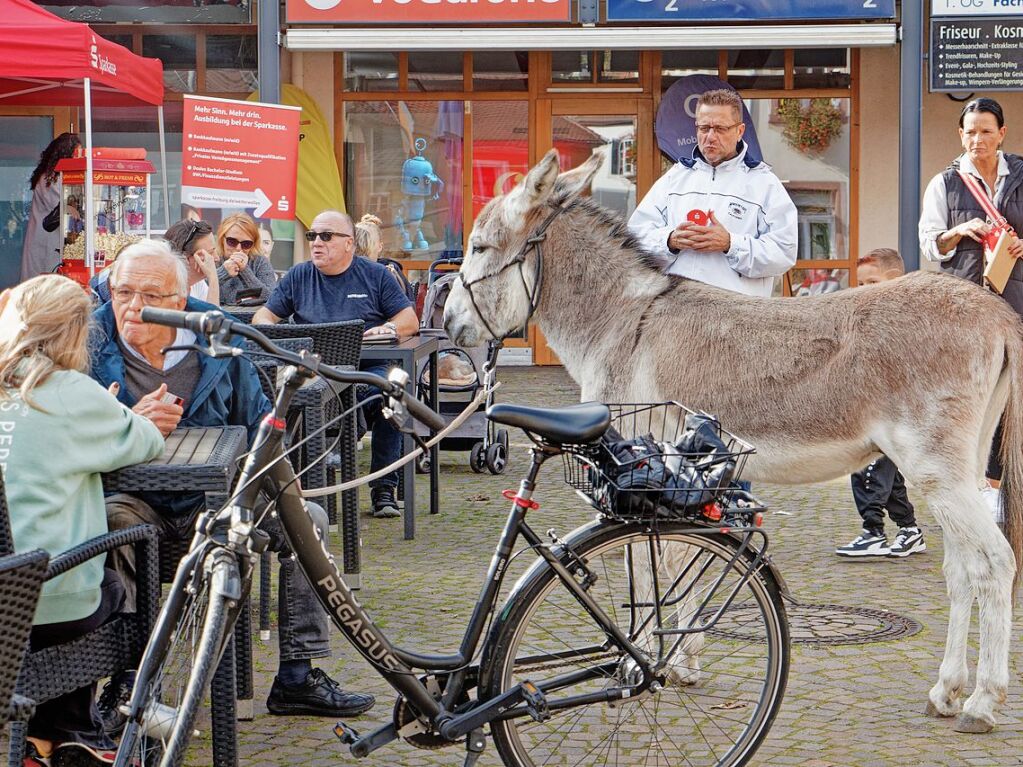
[931,18,1023,92]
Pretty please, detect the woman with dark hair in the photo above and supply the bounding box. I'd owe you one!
[19,132,81,281]
[918,96,1023,517]
[164,218,221,304]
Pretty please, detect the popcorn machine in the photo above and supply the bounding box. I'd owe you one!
[55,149,155,286]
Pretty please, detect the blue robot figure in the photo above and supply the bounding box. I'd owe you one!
[395,138,444,251]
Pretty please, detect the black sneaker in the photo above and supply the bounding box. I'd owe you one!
[835,529,889,557]
[96,671,134,736]
[370,487,400,519]
[266,668,375,717]
[888,526,926,557]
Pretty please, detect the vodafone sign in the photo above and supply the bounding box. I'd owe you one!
[286,0,571,23]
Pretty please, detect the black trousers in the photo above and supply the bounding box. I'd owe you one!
[850,456,917,534]
[27,568,125,748]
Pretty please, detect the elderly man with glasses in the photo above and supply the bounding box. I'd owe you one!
[628,88,798,296]
[252,209,418,519]
[89,239,376,729]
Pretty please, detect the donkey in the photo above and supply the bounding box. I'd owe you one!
[444,149,1023,734]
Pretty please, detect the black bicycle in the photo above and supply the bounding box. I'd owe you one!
[113,307,791,767]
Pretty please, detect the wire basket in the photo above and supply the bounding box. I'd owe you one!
[563,402,764,524]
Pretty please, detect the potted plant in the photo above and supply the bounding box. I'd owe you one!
[776,98,844,154]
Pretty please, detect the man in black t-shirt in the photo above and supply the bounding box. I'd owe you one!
[254,210,419,518]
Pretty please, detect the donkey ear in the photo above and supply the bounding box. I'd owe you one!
[505,149,561,221]
[554,152,601,200]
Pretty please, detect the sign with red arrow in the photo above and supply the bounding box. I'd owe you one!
[181,95,301,220]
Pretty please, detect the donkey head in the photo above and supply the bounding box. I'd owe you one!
[444,149,600,347]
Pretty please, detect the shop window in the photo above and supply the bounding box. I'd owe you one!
[471,101,529,219]
[344,101,464,260]
[205,35,257,93]
[143,35,197,93]
[473,52,529,92]
[408,52,464,93]
[661,50,720,92]
[344,53,400,92]
[40,0,249,23]
[794,49,850,89]
[104,34,134,51]
[727,49,784,90]
[552,51,639,85]
[612,137,636,178]
[597,51,639,84]
[552,51,592,82]
[786,267,849,297]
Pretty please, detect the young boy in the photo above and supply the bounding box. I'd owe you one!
[836,248,926,558]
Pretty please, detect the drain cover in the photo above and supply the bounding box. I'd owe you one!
[711,602,923,646]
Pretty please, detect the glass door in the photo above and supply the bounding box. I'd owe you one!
[0,113,64,289]
[533,98,654,364]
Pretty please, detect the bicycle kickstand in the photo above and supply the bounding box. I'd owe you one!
[463,728,486,767]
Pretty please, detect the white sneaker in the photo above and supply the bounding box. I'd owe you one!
[888,526,926,558]
[835,529,889,557]
[981,485,1004,525]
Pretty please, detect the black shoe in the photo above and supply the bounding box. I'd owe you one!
[266,668,375,717]
[370,486,400,519]
[96,671,134,736]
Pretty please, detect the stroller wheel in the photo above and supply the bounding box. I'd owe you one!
[497,429,510,452]
[470,442,487,473]
[486,442,508,475]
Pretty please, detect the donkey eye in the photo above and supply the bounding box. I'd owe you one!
[471,243,489,255]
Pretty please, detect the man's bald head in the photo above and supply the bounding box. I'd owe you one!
[308,210,357,276]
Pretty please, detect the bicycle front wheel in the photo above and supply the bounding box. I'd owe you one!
[115,551,234,767]
[484,523,789,767]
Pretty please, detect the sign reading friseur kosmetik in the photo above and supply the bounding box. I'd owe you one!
[286,0,570,23]
[930,18,1023,92]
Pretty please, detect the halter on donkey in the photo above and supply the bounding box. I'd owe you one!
[444,149,1023,734]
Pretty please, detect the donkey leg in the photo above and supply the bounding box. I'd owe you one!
[926,547,972,718]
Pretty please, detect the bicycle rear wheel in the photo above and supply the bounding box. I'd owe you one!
[484,523,789,767]
[115,551,234,767]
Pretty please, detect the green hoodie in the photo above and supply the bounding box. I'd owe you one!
[1,368,164,625]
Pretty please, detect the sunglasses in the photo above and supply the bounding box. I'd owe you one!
[304,230,353,243]
[225,236,254,250]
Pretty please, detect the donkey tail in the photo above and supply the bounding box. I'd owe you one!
[999,322,1023,592]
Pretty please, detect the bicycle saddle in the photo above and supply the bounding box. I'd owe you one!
[487,401,611,445]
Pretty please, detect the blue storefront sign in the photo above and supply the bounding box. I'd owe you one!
[607,0,896,23]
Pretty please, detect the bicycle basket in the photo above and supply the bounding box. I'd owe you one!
[563,402,761,524]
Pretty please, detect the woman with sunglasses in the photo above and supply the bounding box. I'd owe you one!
[215,213,277,304]
[164,218,221,305]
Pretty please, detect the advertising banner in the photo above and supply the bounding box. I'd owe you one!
[655,75,763,163]
[181,95,301,220]
[286,0,571,24]
[932,0,1023,16]
[930,18,1023,92]
[607,0,894,23]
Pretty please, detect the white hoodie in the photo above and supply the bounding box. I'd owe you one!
[628,143,798,297]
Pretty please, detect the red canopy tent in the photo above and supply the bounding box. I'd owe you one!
[0,0,167,272]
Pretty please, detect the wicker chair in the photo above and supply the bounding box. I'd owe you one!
[0,549,48,728]
[1,470,160,767]
[254,321,364,535]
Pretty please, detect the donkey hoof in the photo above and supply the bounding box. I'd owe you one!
[925,699,959,718]
[924,701,948,718]
[953,713,994,733]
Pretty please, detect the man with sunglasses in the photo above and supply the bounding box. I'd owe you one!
[253,210,418,518]
[628,88,797,296]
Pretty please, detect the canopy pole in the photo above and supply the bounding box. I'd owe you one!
[157,105,170,228]
[84,77,95,279]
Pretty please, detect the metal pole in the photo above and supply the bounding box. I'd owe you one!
[258,0,280,104]
[84,77,95,278]
[899,1,923,271]
[158,105,171,228]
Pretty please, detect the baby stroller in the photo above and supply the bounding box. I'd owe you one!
[415,258,509,474]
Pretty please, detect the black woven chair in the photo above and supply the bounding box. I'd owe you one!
[0,470,160,767]
[254,321,364,533]
[220,305,260,325]
[0,549,48,728]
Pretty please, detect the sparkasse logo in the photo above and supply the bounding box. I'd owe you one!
[89,36,118,76]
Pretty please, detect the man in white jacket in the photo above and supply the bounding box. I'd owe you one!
[628,89,798,296]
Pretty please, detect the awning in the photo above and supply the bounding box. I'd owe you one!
[284,23,898,51]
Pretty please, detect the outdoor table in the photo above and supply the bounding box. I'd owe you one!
[360,333,440,541]
[220,304,260,324]
[102,425,248,767]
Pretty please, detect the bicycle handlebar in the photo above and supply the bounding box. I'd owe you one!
[139,307,447,432]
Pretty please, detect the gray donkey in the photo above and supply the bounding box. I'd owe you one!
[444,149,1023,734]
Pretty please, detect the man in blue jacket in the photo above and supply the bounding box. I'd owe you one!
[90,240,374,724]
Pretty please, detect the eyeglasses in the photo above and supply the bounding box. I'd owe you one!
[110,286,179,306]
[304,230,353,243]
[695,123,742,136]
[181,221,201,252]
[225,236,254,250]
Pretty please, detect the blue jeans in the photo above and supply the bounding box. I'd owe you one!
[105,494,330,662]
[358,362,403,490]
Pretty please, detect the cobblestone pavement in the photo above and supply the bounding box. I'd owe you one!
[23,366,1023,766]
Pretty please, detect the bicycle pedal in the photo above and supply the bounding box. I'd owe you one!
[521,680,550,723]
[333,721,361,745]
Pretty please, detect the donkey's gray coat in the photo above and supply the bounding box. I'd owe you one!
[444,150,1023,733]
